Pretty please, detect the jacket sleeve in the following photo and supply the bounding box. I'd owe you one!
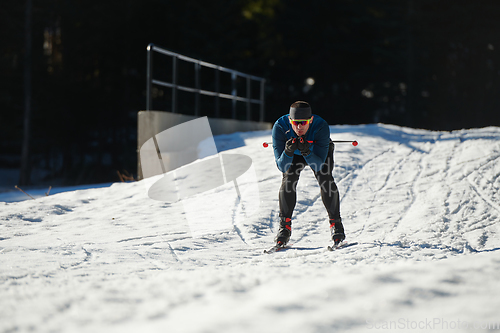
[272,121,294,173]
[304,122,330,172]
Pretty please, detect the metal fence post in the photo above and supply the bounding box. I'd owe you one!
[172,55,177,113]
[215,66,220,118]
[195,61,200,116]
[231,72,237,119]
[146,44,153,110]
[246,77,251,121]
[215,67,220,118]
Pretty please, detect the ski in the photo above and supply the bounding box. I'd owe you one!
[264,243,293,254]
[264,241,356,254]
[327,241,357,251]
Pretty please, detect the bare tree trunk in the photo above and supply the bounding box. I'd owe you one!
[19,0,32,186]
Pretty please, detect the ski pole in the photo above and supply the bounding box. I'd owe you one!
[332,140,359,146]
[262,140,358,148]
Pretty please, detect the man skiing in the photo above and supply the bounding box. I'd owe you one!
[272,101,345,248]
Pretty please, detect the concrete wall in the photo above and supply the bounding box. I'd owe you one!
[137,110,272,179]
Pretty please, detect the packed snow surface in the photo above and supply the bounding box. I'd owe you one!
[1,124,500,333]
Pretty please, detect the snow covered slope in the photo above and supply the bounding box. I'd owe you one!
[1,124,500,333]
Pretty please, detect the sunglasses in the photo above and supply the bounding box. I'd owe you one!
[289,118,312,126]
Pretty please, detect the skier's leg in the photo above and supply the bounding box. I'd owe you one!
[314,141,341,220]
[279,155,307,219]
[314,141,344,242]
[276,155,307,245]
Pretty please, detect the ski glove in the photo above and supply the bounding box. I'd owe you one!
[297,137,311,156]
[284,138,298,156]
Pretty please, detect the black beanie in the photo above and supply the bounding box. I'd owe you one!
[289,104,312,119]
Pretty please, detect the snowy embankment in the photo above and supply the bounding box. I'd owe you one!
[1,124,500,333]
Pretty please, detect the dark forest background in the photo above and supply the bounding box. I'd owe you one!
[2,0,500,187]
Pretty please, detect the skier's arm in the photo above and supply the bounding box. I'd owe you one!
[272,122,294,173]
[303,123,330,172]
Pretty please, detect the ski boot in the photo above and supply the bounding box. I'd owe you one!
[330,218,345,246]
[275,217,292,246]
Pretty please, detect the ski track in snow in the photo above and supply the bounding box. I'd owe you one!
[1,124,500,333]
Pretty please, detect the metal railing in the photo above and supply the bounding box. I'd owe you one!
[146,43,266,122]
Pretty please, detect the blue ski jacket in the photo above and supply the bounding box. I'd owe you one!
[272,114,331,173]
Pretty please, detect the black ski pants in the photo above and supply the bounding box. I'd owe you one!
[279,141,341,221]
